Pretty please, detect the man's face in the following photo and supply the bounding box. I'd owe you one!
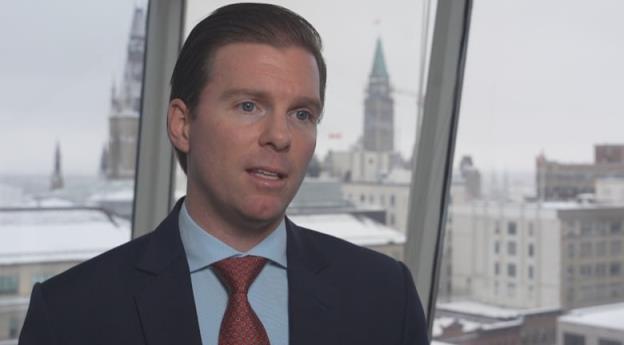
[174,43,321,231]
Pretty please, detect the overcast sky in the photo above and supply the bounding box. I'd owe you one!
[1,0,623,175]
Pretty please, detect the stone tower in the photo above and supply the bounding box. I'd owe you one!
[104,6,145,179]
[363,38,394,152]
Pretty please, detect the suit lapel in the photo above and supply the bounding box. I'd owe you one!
[132,200,202,345]
[286,218,340,345]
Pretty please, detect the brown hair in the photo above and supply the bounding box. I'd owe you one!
[169,3,326,174]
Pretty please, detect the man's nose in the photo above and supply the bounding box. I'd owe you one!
[258,111,292,151]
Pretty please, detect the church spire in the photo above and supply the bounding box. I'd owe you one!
[370,37,389,79]
[50,141,64,190]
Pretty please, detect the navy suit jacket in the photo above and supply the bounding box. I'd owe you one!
[19,200,429,344]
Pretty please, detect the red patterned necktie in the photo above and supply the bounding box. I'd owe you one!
[213,256,271,345]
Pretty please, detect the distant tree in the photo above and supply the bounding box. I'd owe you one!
[306,154,322,177]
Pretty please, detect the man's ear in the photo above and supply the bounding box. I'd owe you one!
[167,99,191,153]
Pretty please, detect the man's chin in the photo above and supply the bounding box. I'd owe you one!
[237,199,288,228]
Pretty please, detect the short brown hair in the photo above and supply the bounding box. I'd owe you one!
[169,3,326,174]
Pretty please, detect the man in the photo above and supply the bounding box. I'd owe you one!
[19,3,429,345]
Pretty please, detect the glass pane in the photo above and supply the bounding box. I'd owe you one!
[177,0,436,260]
[433,1,624,344]
[0,1,147,341]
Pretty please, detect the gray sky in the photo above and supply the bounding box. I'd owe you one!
[1,0,623,175]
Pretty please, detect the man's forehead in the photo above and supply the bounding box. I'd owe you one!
[206,43,321,99]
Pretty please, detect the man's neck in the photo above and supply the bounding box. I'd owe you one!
[183,196,282,252]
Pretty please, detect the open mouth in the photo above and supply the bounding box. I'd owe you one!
[247,168,286,180]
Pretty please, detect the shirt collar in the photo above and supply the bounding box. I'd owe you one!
[179,201,287,272]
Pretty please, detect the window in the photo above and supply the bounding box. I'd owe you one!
[1,2,145,341]
[580,242,592,257]
[0,275,18,295]
[596,241,607,257]
[610,262,622,276]
[580,265,592,277]
[611,240,622,255]
[494,241,500,254]
[611,221,622,234]
[495,262,500,275]
[595,263,607,277]
[432,3,624,344]
[599,339,622,345]
[9,317,19,339]
[563,333,586,345]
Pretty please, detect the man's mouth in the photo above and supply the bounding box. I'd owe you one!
[247,168,286,180]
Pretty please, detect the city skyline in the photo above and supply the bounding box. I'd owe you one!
[1,0,623,175]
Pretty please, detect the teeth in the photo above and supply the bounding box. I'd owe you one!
[253,169,280,180]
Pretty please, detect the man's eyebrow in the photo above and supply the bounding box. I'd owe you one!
[293,96,323,115]
[219,88,270,101]
[220,88,323,113]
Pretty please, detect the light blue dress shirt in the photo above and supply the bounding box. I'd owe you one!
[178,202,289,345]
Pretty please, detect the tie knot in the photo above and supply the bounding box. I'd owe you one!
[213,256,268,294]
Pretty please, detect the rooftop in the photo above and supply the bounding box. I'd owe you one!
[0,207,130,265]
[288,213,405,247]
[559,302,624,331]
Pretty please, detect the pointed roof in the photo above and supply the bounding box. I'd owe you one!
[130,6,146,39]
[370,37,389,79]
[54,141,62,174]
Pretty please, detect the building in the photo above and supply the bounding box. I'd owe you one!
[448,200,624,310]
[595,145,624,164]
[536,145,624,201]
[433,301,560,345]
[595,178,624,204]
[0,207,130,341]
[341,169,411,232]
[289,213,406,260]
[288,178,406,258]
[322,38,406,184]
[101,7,146,179]
[363,38,394,152]
[557,302,624,345]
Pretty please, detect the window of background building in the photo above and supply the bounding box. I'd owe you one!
[0,1,146,341]
[0,276,18,295]
[598,339,622,345]
[433,1,624,343]
[508,241,517,255]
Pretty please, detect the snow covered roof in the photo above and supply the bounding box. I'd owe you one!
[0,207,130,265]
[437,300,559,319]
[288,213,405,247]
[559,302,624,331]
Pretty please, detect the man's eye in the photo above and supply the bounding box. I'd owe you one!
[239,101,256,112]
[295,110,313,122]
